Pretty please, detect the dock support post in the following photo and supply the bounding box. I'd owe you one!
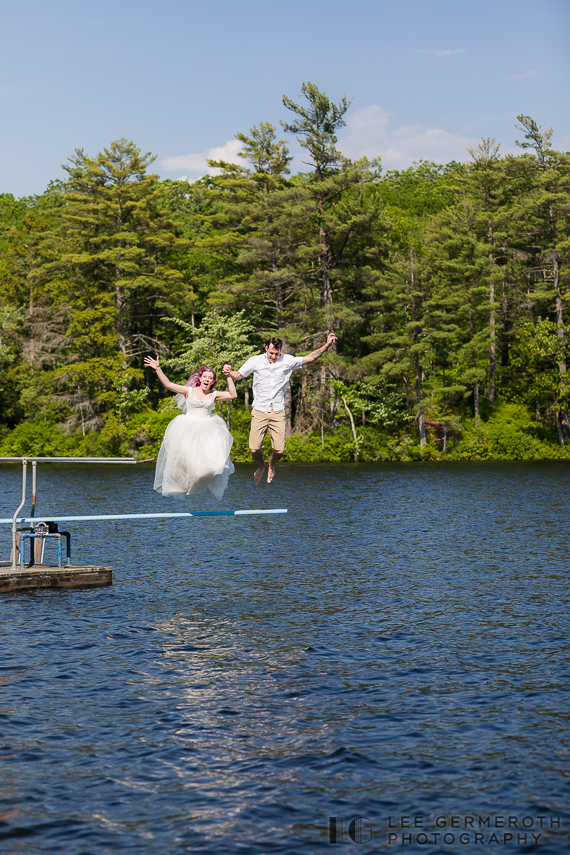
[11,459,27,572]
[31,460,37,519]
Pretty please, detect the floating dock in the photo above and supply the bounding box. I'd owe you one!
[0,561,113,593]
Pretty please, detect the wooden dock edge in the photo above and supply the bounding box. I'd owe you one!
[0,564,113,592]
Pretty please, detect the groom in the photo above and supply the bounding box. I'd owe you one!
[224,333,337,484]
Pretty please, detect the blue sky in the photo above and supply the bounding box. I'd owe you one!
[1,0,568,197]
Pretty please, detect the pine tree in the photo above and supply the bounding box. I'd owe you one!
[204,122,300,335]
[427,198,490,424]
[363,221,431,446]
[510,116,570,439]
[56,138,186,365]
[201,122,315,434]
[362,164,452,447]
[462,139,506,406]
[1,207,70,422]
[281,82,383,336]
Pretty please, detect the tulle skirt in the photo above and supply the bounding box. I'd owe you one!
[153,412,235,500]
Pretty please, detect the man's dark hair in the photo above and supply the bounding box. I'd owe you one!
[265,336,283,350]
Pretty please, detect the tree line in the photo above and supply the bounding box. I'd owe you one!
[1,82,569,460]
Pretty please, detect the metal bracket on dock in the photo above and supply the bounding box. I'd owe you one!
[18,523,71,569]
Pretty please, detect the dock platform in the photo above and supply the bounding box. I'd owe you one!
[0,562,113,593]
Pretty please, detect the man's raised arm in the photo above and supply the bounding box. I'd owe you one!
[301,333,337,365]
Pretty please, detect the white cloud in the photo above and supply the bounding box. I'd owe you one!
[417,48,466,58]
[338,105,479,169]
[162,109,481,181]
[510,70,537,80]
[161,139,244,180]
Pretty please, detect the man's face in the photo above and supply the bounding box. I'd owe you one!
[265,344,281,364]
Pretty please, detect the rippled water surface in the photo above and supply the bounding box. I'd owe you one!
[0,462,569,854]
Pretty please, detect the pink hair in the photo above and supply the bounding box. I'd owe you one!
[185,365,218,390]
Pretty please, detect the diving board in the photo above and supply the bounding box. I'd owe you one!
[0,510,287,525]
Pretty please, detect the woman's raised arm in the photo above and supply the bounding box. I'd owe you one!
[215,365,238,401]
[144,356,189,397]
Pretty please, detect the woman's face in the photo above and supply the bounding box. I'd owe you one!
[200,371,215,391]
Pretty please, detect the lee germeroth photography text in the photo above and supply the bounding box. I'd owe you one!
[328,814,562,847]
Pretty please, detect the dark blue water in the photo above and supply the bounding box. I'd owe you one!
[0,462,569,854]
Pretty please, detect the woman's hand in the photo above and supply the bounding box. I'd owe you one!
[144,356,187,396]
[216,364,237,400]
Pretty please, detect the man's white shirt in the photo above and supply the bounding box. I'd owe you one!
[238,353,304,412]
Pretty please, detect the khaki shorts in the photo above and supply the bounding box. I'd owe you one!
[249,407,286,452]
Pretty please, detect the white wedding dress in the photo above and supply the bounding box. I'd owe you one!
[153,390,235,500]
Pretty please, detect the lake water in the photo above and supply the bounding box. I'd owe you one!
[0,462,569,854]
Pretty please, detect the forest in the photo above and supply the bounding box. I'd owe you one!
[1,82,569,463]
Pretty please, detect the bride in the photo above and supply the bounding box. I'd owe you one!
[144,356,237,500]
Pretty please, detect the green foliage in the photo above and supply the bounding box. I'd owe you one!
[0,396,565,463]
[166,309,259,378]
[0,193,29,260]
[335,380,412,428]
[379,161,453,217]
[1,106,570,463]
[0,419,78,457]
[451,404,563,460]
[0,305,25,365]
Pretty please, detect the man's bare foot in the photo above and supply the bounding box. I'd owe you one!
[267,464,276,484]
[254,464,266,485]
